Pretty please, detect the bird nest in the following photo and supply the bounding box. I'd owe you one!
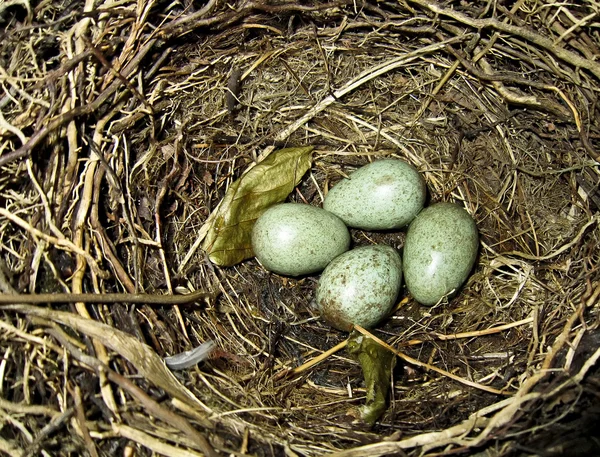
[1,0,599,456]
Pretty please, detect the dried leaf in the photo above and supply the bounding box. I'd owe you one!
[202,146,314,266]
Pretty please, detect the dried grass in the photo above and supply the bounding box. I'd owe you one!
[1,0,599,456]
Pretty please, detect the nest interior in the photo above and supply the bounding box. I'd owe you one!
[0,0,599,456]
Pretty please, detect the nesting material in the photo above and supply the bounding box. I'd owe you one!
[1,0,599,456]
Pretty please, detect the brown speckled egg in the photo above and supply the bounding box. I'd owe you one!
[403,202,478,305]
[252,203,350,276]
[323,159,426,230]
[316,245,403,331]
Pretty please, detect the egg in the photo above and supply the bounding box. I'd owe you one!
[323,159,426,230]
[403,202,478,305]
[316,245,403,331]
[252,203,350,276]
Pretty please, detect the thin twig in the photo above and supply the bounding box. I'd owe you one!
[46,327,219,457]
[0,207,108,279]
[353,325,508,395]
[0,289,216,305]
[408,0,600,80]
[0,39,156,167]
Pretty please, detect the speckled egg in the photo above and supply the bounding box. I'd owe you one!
[403,203,478,305]
[323,159,426,230]
[252,203,350,276]
[316,245,403,331]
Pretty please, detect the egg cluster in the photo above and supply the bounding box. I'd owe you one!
[251,159,478,332]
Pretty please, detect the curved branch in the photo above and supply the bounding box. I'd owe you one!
[409,0,600,81]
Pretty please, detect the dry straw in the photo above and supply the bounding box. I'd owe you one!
[0,0,599,455]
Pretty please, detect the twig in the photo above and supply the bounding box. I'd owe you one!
[554,11,597,46]
[86,133,141,291]
[46,327,219,457]
[112,424,206,457]
[275,35,469,144]
[68,384,98,457]
[274,338,349,380]
[0,288,215,305]
[353,325,508,395]
[0,39,156,167]
[0,207,108,279]
[504,214,598,261]
[408,0,600,80]
[402,316,534,346]
[83,36,153,113]
[21,408,74,457]
[90,166,137,293]
[160,0,347,37]
[447,47,570,118]
[0,398,58,417]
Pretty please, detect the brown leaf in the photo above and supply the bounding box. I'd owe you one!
[202,146,314,266]
[202,170,214,186]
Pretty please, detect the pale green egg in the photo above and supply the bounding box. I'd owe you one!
[403,203,478,305]
[316,245,403,331]
[323,159,426,230]
[252,203,350,276]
